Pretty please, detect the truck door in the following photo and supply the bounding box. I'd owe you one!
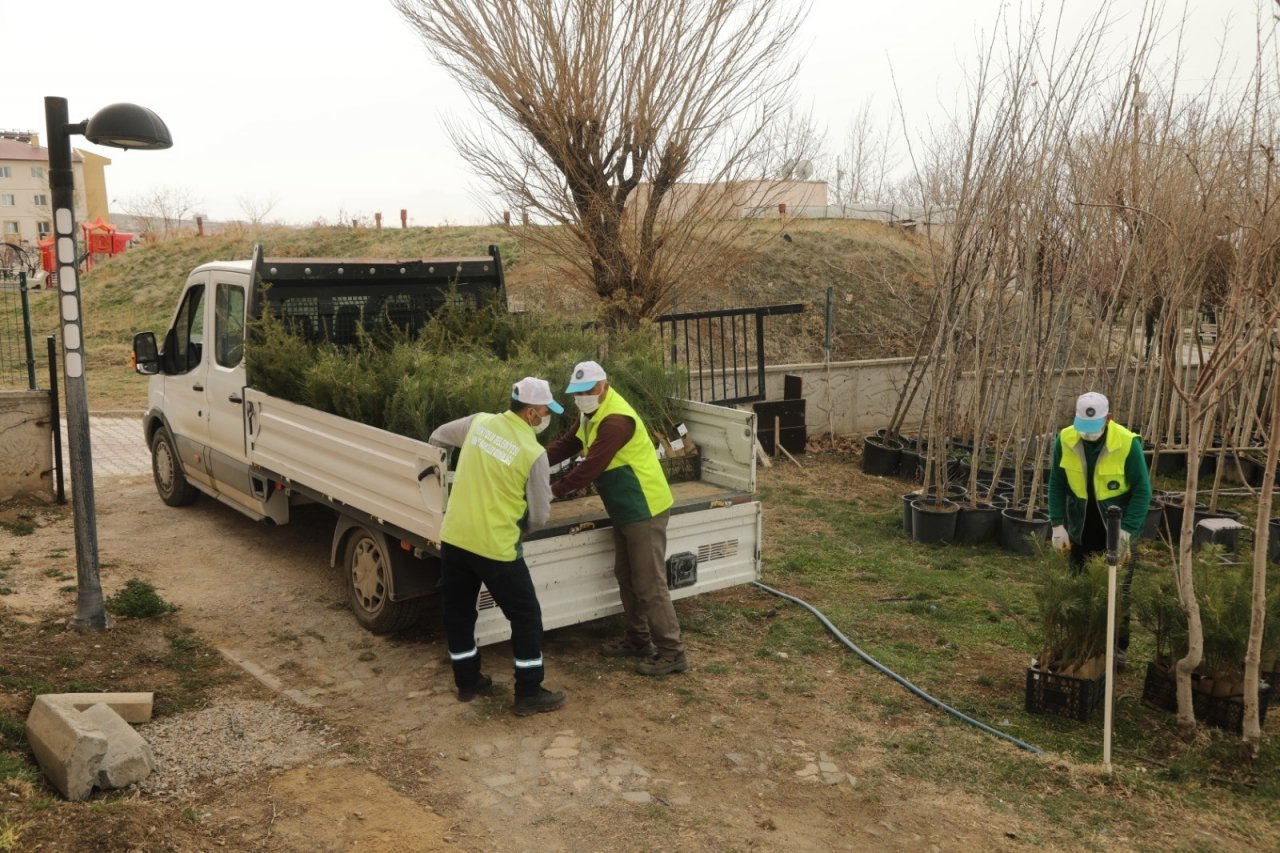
[161,274,213,489]
[204,276,252,497]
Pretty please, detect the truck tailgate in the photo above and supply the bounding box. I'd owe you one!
[244,388,447,542]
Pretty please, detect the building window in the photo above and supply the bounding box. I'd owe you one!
[34,194,48,206]
[0,194,14,206]
[37,222,51,236]
[31,166,44,179]
[3,222,18,235]
[0,166,9,178]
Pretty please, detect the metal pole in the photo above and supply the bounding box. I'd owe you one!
[19,270,37,389]
[1102,505,1123,774]
[47,335,65,504]
[46,96,108,630]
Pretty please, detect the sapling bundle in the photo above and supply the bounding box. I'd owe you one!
[246,298,686,449]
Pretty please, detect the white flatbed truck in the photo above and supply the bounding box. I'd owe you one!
[132,246,761,644]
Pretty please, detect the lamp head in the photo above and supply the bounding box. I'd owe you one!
[83,103,172,150]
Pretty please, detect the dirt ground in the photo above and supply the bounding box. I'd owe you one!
[1,469,1059,852]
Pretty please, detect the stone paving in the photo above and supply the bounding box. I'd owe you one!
[56,414,150,481]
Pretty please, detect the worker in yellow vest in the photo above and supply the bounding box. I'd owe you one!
[429,377,567,716]
[1047,391,1152,667]
[546,360,687,676]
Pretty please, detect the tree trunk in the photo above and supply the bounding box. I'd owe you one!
[1173,405,1206,737]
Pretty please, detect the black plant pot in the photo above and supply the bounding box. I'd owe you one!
[897,444,926,482]
[1270,518,1280,565]
[1140,500,1165,542]
[901,492,919,537]
[954,501,1001,545]
[1162,499,1207,545]
[911,498,960,545]
[999,507,1051,555]
[863,434,904,477]
[1153,450,1187,477]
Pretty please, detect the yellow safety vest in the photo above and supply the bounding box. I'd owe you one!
[1058,422,1139,501]
[575,388,674,524]
[441,411,545,562]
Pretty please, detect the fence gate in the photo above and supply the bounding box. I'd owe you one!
[655,303,804,405]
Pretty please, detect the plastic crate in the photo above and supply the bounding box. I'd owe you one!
[1025,665,1106,722]
[1141,661,1272,734]
[660,451,701,484]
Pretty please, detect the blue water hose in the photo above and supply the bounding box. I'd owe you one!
[752,580,1044,755]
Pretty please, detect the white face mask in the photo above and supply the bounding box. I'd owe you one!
[574,394,600,414]
[532,413,552,435]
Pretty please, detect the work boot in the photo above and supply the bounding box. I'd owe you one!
[456,673,493,703]
[513,687,566,717]
[601,639,658,658]
[635,652,690,676]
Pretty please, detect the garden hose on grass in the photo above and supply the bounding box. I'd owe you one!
[752,581,1044,755]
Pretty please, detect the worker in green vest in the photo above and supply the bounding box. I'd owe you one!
[546,360,687,676]
[429,377,567,716]
[1047,391,1152,667]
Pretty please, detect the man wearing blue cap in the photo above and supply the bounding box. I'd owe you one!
[546,360,688,676]
[1047,391,1152,666]
[429,376,567,715]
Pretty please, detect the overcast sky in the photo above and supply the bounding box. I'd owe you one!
[2,1,1268,226]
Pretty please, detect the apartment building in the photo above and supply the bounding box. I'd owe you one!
[0,130,111,247]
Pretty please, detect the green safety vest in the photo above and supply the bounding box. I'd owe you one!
[441,411,545,562]
[1058,421,1139,502]
[576,388,674,524]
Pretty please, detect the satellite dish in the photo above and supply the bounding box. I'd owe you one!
[794,160,814,180]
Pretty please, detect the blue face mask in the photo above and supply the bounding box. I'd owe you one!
[1080,429,1104,441]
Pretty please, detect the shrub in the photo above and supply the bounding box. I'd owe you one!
[105,579,178,619]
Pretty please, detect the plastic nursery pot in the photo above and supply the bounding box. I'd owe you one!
[910,498,960,545]
[999,506,1051,555]
[1270,519,1280,565]
[954,501,1001,545]
[862,433,903,477]
[1162,499,1207,545]
[897,443,925,483]
[901,492,920,537]
[1140,500,1165,542]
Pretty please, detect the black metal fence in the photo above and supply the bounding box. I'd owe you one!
[655,303,804,405]
[0,255,39,389]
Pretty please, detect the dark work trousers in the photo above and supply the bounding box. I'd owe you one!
[441,542,545,698]
[612,511,684,657]
[1069,498,1136,651]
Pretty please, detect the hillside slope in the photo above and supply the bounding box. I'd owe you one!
[23,219,934,410]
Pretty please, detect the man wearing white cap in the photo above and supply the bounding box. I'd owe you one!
[546,360,688,676]
[428,377,567,715]
[1047,391,1152,666]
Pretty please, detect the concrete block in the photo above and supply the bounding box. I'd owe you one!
[25,696,108,801]
[24,693,157,800]
[79,703,155,789]
[61,692,154,724]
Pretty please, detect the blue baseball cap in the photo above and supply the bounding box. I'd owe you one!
[512,377,563,414]
[565,360,607,394]
[1073,391,1109,433]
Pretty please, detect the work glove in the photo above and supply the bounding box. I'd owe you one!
[1118,529,1131,561]
[1051,525,1070,553]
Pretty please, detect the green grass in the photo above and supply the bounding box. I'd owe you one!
[744,454,1280,846]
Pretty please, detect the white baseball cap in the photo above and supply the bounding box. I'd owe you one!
[1074,392,1109,433]
[565,360,607,394]
[512,377,564,414]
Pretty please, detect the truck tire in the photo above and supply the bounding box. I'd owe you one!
[343,525,426,634]
[151,428,198,507]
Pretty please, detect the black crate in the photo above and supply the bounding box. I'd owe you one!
[660,452,701,484]
[1141,661,1272,734]
[1025,666,1106,722]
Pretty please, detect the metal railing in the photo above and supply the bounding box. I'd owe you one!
[656,303,804,404]
[0,268,38,390]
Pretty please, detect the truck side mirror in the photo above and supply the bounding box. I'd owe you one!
[133,331,160,375]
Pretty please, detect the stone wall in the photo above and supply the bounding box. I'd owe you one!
[0,389,53,500]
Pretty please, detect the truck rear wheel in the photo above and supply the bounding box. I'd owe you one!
[343,526,426,634]
[151,428,198,507]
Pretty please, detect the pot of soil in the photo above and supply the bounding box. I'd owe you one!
[901,491,920,537]
[999,506,1051,555]
[1140,499,1165,542]
[1162,498,1207,545]
[862,433,904,476]
[954,501,1001,545]
[910,497,960,545]
[897,441,926,482]
[1271,519,1280,565]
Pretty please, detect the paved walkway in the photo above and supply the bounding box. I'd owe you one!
[56,414,151,480]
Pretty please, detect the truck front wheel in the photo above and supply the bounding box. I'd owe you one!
[343,526,426,634]
[151,428,198,507]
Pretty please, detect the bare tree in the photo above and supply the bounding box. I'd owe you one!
[121,186,200,237]
[237,194,281,226]
[393,0,814,327]
[834,99,896,206]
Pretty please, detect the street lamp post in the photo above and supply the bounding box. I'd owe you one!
[44,96,171,631]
